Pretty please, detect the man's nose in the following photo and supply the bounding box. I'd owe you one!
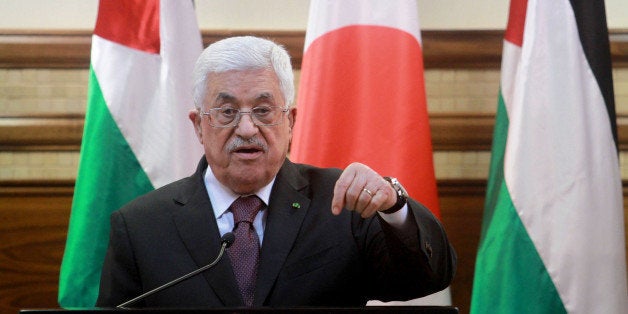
[234,112,259,136]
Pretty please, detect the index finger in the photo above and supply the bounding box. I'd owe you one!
[331,167,357,215]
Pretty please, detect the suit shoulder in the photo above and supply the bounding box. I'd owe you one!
[290,161,342,182]
[116,175,197,216]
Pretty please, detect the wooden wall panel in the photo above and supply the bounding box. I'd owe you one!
[0,181,73,314]
[438,180,486,314]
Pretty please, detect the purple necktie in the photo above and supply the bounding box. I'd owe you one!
[227,195,262,306]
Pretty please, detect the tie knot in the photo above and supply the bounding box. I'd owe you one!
[231,195,263,224]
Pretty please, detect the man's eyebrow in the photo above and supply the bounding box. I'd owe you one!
[213,92,276,105]
[215,92,237,104]
[255,92,275,102]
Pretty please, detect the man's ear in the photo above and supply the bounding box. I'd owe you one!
[288,107,296,129]
[188,109,203,143]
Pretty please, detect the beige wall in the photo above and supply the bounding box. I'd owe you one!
[1,0,627,30]
[3,67,628,181]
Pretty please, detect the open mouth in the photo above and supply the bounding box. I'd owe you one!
[228,137,267,159]
[236,147,262,154]
[232,146,264,159]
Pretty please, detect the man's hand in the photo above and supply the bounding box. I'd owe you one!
[331,162,397,218]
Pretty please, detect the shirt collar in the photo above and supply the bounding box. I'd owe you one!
[203,166,274,219]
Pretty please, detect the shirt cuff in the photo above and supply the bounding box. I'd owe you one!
[377,204,409,227]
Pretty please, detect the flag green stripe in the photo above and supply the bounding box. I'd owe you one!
[479,89,509,242]
[58,67,154,307]
[470,90,565,314]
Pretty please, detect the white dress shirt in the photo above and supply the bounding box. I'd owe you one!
[203,167,273,245]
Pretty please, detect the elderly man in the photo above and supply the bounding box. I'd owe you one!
[96,36,456,308]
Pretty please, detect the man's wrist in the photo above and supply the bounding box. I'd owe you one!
[381,177,408,214]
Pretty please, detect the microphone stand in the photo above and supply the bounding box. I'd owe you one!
[117,235,233,309]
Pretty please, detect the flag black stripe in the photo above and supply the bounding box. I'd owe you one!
[568,0,618,150]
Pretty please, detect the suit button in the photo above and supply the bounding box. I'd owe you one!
[425,241,433,258]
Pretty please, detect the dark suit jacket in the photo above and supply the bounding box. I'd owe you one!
[96,158,456,308]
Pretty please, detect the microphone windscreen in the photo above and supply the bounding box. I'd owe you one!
[221,232,235,248]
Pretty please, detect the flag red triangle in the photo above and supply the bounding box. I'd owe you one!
[94,0,160,54]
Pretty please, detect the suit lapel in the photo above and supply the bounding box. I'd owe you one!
[254,160,310,306]
[171,158,243,306]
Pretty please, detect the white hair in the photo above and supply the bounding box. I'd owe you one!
[192,36,295,109]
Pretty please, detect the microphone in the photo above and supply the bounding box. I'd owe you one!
[116,232,235,308]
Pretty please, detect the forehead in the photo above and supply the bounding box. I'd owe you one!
[204,68,283,105]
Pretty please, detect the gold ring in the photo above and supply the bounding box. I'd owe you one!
[362,188,374,197]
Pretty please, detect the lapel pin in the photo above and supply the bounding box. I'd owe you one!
[292,202,301,209]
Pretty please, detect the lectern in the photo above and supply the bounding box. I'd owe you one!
[21,306,458,313]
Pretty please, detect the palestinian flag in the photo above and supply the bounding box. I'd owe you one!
[58,0,203,307]
[471,0,628,313]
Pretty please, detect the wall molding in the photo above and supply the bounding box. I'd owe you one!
[0,178,486,197]
[0,114,84,151]
[4,177,628,200]
[0,179,74,196]
[1,29,627,69]
[3,113,628,152]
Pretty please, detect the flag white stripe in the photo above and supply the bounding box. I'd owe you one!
[499,41,521,107]
[304,0,421,52]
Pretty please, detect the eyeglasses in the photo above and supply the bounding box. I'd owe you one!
[200,105,289,128]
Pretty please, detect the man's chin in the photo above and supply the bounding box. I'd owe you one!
[219,159,283,194]
[227,171,270,194]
